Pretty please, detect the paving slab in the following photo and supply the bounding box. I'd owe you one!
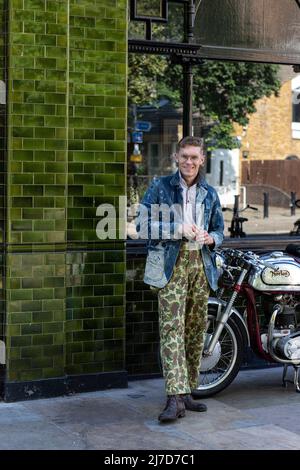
[198,424,300,450]
[0,368,300,450]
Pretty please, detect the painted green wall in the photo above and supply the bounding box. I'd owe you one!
[5,0,127,384]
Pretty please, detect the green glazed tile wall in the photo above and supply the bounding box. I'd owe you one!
[6,251,66,381]
[65,0,127,377]
[68,0,127,243]
[8,0,69,246]
[0,0,8,361]
[5,0,127,383]
[66,244,125,375]
[0,0,7,235]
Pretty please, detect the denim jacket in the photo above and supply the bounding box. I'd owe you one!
[138,170,224,291]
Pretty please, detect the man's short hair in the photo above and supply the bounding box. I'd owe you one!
[176,136,205,153]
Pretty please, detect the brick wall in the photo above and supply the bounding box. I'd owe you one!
[235,79,300,161]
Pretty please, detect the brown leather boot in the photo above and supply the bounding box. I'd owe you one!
[182,394,207,412]
[158,395,186,423]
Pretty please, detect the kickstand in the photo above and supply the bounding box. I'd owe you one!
[282,364,300,393]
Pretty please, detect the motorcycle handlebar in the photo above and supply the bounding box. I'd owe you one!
[219,249,277,271]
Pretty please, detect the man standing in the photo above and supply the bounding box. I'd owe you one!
[140,136,224,423]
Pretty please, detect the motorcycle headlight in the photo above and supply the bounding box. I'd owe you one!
[215,253,225,271]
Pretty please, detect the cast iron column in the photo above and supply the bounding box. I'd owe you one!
[183,61,193,137]
[183,0,195,137]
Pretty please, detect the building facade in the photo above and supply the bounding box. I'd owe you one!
[0,0,128,401]
[234,73,300,205]
[235,76,300,162]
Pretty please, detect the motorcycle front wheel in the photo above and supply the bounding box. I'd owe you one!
[191,312,244,398]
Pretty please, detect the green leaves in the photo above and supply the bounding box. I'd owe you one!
[129,52,281,149]
[164,60,281,148]
[128,54,168,106]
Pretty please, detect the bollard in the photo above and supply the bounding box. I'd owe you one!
[233,194,239,217]
[291,192,296,216]
[263,192,269,218]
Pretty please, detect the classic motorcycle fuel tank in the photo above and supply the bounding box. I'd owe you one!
[248,252,300,292]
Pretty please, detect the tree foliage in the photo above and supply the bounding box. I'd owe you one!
[128,54,168,106]
[164,60,281,148]
[128,2,281,149]
[128,55,281,148]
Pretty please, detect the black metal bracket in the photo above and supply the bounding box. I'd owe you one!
[128,39,201,57]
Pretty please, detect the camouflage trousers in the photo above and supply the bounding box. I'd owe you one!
[158,243,210,395]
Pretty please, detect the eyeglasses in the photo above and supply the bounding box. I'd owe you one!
[178,155,203,163]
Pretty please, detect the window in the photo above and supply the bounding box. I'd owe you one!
[292,76,300,139]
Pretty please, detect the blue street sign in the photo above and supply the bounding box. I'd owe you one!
[132,131,143,143]
[135,121,152,132]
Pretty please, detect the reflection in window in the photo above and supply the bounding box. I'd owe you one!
[128,48,299,236]
[136,0,166,20]
[127,86,183,207]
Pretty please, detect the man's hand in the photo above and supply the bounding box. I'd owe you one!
[192,226,215,246]
[182,223,196,240]
[203,230,215,246]
[182,225,214,246]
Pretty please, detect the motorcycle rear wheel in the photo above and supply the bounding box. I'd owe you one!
[191,313,244,398]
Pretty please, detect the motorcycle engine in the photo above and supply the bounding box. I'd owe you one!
[261,295,300,361]
[276,333,300,360]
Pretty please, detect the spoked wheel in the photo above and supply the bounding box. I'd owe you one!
[192,313,244,398]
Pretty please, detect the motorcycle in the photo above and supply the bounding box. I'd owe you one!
[192,243,300,397]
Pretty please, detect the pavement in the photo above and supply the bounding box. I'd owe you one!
[223,205,300,235]
[0,367,300,450]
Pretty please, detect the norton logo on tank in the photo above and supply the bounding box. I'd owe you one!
[262,265,296,285]
[270,269,291,278]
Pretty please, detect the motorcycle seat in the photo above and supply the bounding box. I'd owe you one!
[285,244,300,257]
